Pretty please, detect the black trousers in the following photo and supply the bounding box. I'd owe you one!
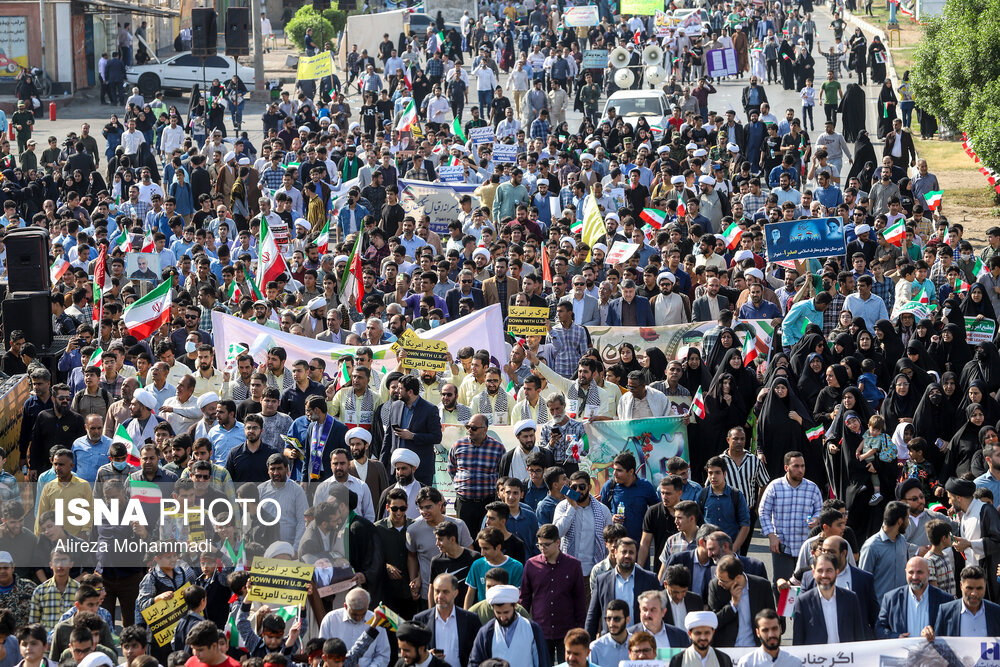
[455,495,493,535]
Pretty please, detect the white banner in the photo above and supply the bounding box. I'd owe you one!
[717,636,1000,666]
[399,180,480,234]
[564,5,600,26]
[211,305,508,375]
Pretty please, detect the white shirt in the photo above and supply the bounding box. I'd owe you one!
[261,16,273,36]
[319,609,390,667]
[137,181,165,205]
[121,129,145,155]
[496,118,521,140]
[434,607,461,667]
[314,474,376,522]
[160,125,186,155]
[819,592,840,643]
[427,95,450,123]
[473,64,499,92]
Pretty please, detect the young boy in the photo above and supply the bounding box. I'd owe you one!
[925,519,957,597]
[121,625,150,667]
[17,624,49,667]
[185,621,241,667]
[857,359,884,410]
[464,527,523,607]
[902,437,936,497]
[800,78,816,131]
[857,414,896,505]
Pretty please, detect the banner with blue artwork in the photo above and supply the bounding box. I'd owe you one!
[584,416,689,490]
[763,216,846,262]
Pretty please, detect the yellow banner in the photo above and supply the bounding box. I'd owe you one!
[391,328,421,354]
[621,0,661,14]
[245,557,315,606]
[401,338,450,372]
[140,583,191,647]
[506,306,550,336]
[296,52,334,80]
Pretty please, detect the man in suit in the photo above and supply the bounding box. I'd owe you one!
[446,270,486,320]
[481,255,520,319]
[662,565,705,628]
[395,621,449,667]
[560,276,600,326]
[793,553,868,644]
[797,535,879,634]
[667,612,733,667]
[380,375,442,486]
[705,531,768,580]
[316,309,352,344]
[665,524,718,601]
[691,277,731,322]
[876,557,953,639]
[413,574,482,667]
[606,280,654,326]
[929,566,1000,638]
[707,555,777,647]
[898,478,956,548]
[882,117,916,171]
[625,590,690,649]
[585,537,660,638]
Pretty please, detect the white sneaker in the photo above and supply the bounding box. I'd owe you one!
[869,492,883,505]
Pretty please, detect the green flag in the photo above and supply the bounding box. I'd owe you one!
[452,116,466,142]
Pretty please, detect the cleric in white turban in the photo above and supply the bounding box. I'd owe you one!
[470,585,549,667]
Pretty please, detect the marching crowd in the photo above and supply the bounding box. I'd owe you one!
[0,0,992,666]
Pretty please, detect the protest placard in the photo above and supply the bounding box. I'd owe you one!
[469,126,495,146]
[438,165,464,183]
[605,241,640,265]
[621,0,660,14]
[966,317,997,345]
[140,583,191,647]
[763,217,846,262]
[493,143,518,163]
[565,5,600,26]
[582,49,609,69]
[506,306,550,336]
[706,48,738,78]
[245,557,315,606]
[296,52,334,80]
[402,338,450,372]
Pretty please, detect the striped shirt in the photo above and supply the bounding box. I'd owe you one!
[721,451,770,507]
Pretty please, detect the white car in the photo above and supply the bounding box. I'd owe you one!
[126,52,254,97]
[602,90,670,129]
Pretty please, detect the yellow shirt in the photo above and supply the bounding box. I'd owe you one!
[193,369,228,400]
[458,375,487,407]
[36,476,94,537]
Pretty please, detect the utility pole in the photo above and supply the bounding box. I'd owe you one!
[250,0,267,101]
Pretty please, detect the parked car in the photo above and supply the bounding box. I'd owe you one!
[126,52,254,97]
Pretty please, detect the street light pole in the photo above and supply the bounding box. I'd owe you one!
[250,0,267,100]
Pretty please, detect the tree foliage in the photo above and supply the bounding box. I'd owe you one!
[285,6,346,52]
[913,0,1000,169]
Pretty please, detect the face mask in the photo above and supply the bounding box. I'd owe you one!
[185,341,197,354]
[961,254,972,261]
[112,461,129,471]
[429,319,440,328]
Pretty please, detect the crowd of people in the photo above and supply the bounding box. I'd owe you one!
[0,0,992,666]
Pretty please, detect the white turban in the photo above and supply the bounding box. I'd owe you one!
[732,250,754,262]
[536,178,548,187]
[391,448,421,467]
[685,142,698,150]
[657,271,676,284]
[308,297,327,311]
[472,247,491,262]
[78,654,114,667]
[745,268,764,281]
[592,243,608,255]
[513,419,537,435]
[856,224,872,235]
[560,236,577,249]
[684,611,718,631]
[346,427,372,445]
[263,541,296,559]
[727,143,740,152]
[693,149,708,158]
[486,584,521,605]
[133,389,156,411]
[580,153,595,162]
[294,218,311,231]
[698,175,716,186]
[670,175,685,185]
[334,254,349,265]
[197,392,220,410]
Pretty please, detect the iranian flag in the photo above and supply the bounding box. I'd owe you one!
[570,217,583,234]
[676,196,686,218]
[117,230,132,253]
[225,281,243,303]
[742,333,758,366]
[257,217,290,286]
[396,99,418,132]
[403,66,413,91]
[972,256,986,278]
[958,279,971,295]
[140,229,155,253]
[540,242,552,283]
[316,218,331,255]
[691,386,706,419]
[92,283,102,326]
[806,424,825,441]
[333,359,351,391]
[640,208,667,229]
[722,220,743,251]
[452,116,466,143]
[122,279,172,339]
[777,586,800,617]
[339,231,365,312]
[917,285,930,304]
[50,257,70,283]
[633,30,641,45]
[129,478,162,504]
[113,423,140,466]
[882,219,905,247]
[924,190,943,210]
[86,347,104,369]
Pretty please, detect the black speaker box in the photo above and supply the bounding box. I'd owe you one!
[225,7,250,57]
[5,227,49,293]
[192,8,219,58]
[3,292,53,350]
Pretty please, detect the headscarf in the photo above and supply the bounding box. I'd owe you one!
[912,382,958,450]
[642,348,669,387]
[874,319,905,364]
[840,356,863,385]
[679,347,712,395]
[855,328,887,384]
[618,342,642,377]
[929,322,972,373]
[797,352,827,409]
[708,348,760,411]
[789,327,830,377]
[705,327,739,375]
[880,372,919,434]
[826,386,875,519]
[892,422,914,461]
[960,342,1000,395]
[959,283,997,320]
[758,376,816,480]
[813,364,851,429]
[941,296,968,340]
[696,371,749,474]
[957,379,1000,427]
[761,353,792,388]
[830,333,856,363]
[913,318,935,350]
[945,403,986,479]
[904,339,939,376]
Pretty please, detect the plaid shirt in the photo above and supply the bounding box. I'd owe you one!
[741,192,768,215]
[426,58,444,79]
[448,435,506,499]
[664,530,694,559]
[200,304,230,332]
[926,549,955,596]
[549,322,589,378]
[93,461,137,499]
[119,200,151,222]
[822,292,846,335]
[29,577,80,629]
[758,476,823,555]
[871,276,895,314]
[99,374,125,400]
[260,166,286,191]
[530,118,550,141]
[822,52,841,76]
[559,186,575,210]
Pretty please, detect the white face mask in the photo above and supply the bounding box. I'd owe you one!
[185,340,197,354]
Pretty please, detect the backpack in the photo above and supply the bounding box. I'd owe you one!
[697,484,744,520]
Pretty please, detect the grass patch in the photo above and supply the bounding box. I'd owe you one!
[913,138,972,170]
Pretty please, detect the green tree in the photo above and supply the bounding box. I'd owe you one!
[913,0,1000,172]
[285,5,347,52]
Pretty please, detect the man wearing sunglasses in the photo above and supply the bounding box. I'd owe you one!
[553,471,614,577]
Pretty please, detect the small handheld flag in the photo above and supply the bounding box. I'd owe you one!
[806,424,825,441]
[692,386,706,419]
[722,220,744,251]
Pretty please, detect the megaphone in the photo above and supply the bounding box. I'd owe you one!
[642,44,664,66]
[614,68,635,89]
[609,47,630,70]
[644,65,666,86]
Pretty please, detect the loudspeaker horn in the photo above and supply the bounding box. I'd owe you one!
[645,65,666,86]
[642,44,664,66]
[609,47,630,70]
[614,68,635,89]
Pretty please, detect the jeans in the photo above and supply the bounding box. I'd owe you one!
[477,88,494,117]
[801,105,814,130]
[231,100,245,129]
[901,100,915,128]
